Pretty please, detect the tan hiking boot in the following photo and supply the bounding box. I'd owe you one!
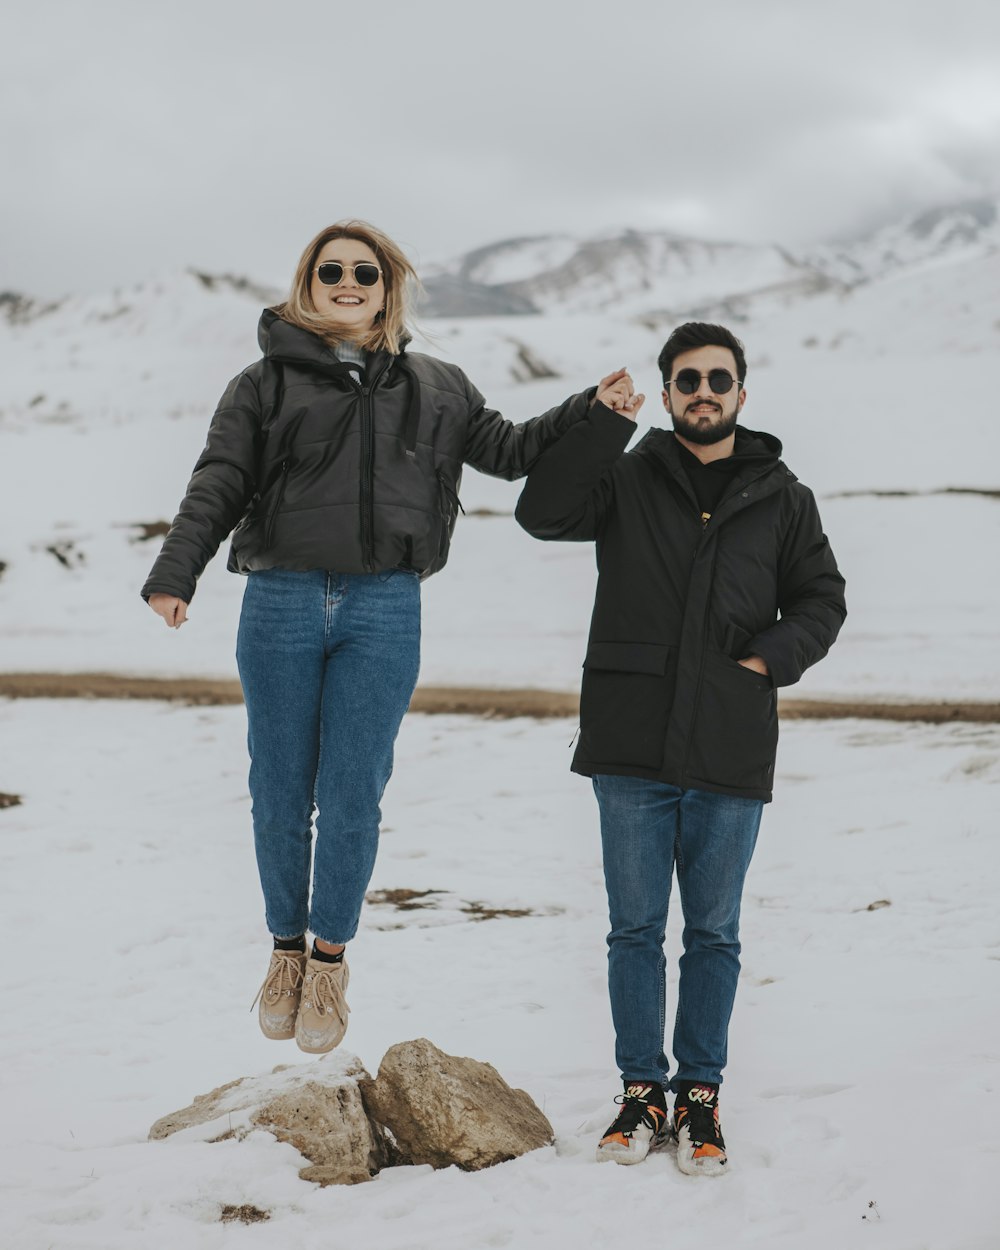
[252,947,307,1040]
[295,956,350,1053]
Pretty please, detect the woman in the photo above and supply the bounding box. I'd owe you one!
[142,220,633,1053]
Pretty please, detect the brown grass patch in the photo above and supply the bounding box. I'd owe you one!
[1,673,998,723]
[828,487,1000,501]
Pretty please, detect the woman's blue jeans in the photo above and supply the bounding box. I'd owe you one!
[592,774,763,1091]
[236,568,421,945]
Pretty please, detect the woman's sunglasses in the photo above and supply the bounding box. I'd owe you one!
[314,261,383,287]
[667,368,741,395]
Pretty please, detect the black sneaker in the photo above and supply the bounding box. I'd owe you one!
[595,1081,669,1165]
[672,1082,727,1176]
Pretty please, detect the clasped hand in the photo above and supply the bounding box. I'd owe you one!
[593,368,645,422]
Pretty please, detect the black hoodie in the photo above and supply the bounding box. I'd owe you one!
[515,405,846,801]
[141,311,591,603]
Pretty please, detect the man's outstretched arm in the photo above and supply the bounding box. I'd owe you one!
[515,373,642,541]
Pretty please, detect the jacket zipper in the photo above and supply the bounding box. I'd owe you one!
[358,357,391,573]
[360,385,375,570]
[677,465,774,779]
[436,474,466,558]
[680,534,719,780]
[438,474,465,518]
[264,459,291,549]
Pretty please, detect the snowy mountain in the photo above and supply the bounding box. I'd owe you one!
[805,198,1000,286]
[2,196,998,435]
[419,230,831,319]
[419,197,1000,319]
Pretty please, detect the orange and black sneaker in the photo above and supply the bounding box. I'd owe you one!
[672,1082,727,1176]
[595,1081,669,1165]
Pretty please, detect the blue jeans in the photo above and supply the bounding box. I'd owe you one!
[236,568,421,945]
[592,774,763,1091]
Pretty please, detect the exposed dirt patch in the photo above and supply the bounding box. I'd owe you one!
[461,901,535,922]
[127,520,171,542]
[44,540,85,569]
[219,1204,270,1224]
[775,700,1000,724]
[365,888,543,923]
[366,888,447,911]
[0,792,22,810]
[0,673,245,705]
[827,487,1000,501]
[1,673,998,723]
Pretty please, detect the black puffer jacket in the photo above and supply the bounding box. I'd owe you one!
[515,405,847,802]
[141,311,590,602]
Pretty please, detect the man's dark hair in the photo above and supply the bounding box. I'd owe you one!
[657,322,747,386]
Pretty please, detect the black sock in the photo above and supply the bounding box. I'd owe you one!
[311,943,344,964]
[273,935,306,952]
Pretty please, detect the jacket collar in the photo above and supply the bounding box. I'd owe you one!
[257,308,400,385]
[636,424,796,516]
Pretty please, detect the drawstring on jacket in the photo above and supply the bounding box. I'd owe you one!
[394,352,421,457]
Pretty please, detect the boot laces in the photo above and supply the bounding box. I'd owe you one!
[677,1087,723,1146]
[303,964,350,1027]
[250,949,304,1011]
[609,1084,664,1136]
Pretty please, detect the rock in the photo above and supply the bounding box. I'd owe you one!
[149,1040,553,1183]
[149,1075,245,1140]
[149,1052,391,1185]
[252,1080,392,1186]
[359,1038,554,1171]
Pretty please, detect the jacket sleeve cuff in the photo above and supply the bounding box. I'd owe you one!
[588,402,639,449]
[746,635,794,688]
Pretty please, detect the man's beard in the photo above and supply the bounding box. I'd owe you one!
[670,401,739,446]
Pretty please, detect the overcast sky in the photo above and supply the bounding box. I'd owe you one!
[5,0,1000,297]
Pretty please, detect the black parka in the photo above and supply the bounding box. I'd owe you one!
[515,405,847,802]
[141,311,590,603]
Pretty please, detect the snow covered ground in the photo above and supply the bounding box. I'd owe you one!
[1,219,998,1245]
[1,699,998,1248]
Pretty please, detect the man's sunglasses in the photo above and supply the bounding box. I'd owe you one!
[666,369,741,395]
[314,261,383,287]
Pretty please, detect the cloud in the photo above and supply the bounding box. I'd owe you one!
[3,0,1000,294]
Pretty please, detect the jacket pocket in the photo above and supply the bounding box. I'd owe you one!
[687,651,778,790]
[263,459,292,549]
[579,642,675,770]
[436,471,464,558]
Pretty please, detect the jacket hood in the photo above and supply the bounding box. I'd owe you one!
[637,425,785,472]
[257,308,409,371]
[728,424,783,463]
[258,308,344,370]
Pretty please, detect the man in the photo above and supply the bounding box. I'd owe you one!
[516,323,846,1176]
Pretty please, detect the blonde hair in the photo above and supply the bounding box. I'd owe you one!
[273,220,418,354]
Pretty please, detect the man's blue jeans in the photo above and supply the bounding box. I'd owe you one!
[592,774,763,1091]
[236,568,421,945]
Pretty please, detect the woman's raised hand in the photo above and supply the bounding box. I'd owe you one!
[148,594,189,628]
[594,368,645,422]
